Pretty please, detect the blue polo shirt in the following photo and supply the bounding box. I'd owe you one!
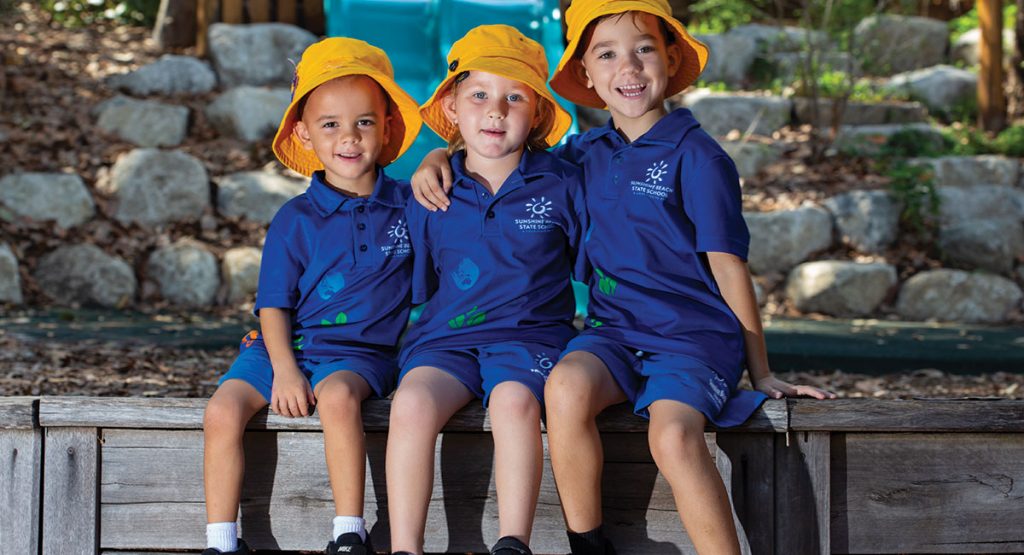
[400,148,588,359]
[254,169,413,358]
[552,108,750,373]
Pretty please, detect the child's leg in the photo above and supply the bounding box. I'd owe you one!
[203,379,269,523]
[544,351,627,533]
[314,371,373,519]
[387,366,475,554]
[488,380,543,544]
[647,400,740,555]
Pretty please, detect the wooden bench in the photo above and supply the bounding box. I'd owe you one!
[2,397,1023,554]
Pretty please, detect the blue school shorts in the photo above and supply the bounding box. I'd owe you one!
[561,330,766,428]
[399,341,562,407]
[219,332,399,402]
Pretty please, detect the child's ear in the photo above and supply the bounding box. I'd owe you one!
[440,93,458,125]
[382,114,393,146]
[293,121,314,150]
[666,43,683,78]
[573,60,594,89]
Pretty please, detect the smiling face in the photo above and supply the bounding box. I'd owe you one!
[293,75,391,193]
[441,71,539,166]
[579,12,681,130]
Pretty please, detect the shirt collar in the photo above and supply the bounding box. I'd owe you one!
[307,168,405,217]
[582,108,701,148]
[450,149,560,190]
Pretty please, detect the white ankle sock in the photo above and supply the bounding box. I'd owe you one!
[207,522,238,552]
[332,515,366,542]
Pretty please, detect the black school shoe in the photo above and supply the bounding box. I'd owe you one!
[491,535,533,555]
[326,531,373,554]
[201,539,251,555]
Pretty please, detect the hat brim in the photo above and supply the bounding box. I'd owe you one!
[272,66,423,177]
[420,57,573,148]
[551,4,708,109]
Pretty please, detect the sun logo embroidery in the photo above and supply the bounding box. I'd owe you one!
[382,218,411,256]
[529,352,555,378]
[645,160,669,184]
[388,219,408,242]
[525,197,553,219]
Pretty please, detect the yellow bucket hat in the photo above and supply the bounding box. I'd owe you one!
[272,37,422,176]
[420,24,572,148]
[550,0,709,109]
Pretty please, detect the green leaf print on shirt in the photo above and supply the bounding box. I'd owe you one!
[448,306,487,329]
[595,268,618,296]
[586,317,604,328]
[320,312,348,326]
[292,336,305,351]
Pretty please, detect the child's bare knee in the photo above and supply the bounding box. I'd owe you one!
[316,381,362,420]
[203,396,247,437]
[489,384,540,422]
[648,416,705,463]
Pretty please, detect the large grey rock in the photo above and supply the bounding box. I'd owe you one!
[939,218,1024,274]
[937,185,1024,226]
[0,172,95,228]
[107,54,217,96]
[951,28,1015,66]
[823,190,901,253]
[222,246,261,304]
[909,155,1020,188]
[146,239,220,307]
[681,90,792,137]
[854,15,949,75]
[769,52,862,84]
[206,87,291,142]
[745,204,834,274]
[786,261,897,316]
[792,98,928,126]
[719,141,782,178]
[885,65,977,115]
[693,33,757,86]
[207,23,317,88]
[98,149,210,226]
[216,171,306,223]
[0,243,22,304]
[729,24,831,53]
[834,123,946,156]
[896,269,1023,323]
[36,244,136,308]
[95,96,189,148]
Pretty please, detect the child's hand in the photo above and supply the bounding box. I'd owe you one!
[754,375,836,400]
[411,148,453,212]
[270,366,316,417]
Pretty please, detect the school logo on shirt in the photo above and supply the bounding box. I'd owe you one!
[529,352,555,378]
[316,272,346,300]
[632,160,672,200]
[515,196,557,232]
[451,257,480,291]
[381,218,411,257]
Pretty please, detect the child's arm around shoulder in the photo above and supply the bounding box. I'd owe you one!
[410,148,453,212]
[706,252,836,400]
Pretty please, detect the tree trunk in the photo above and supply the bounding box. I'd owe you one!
[152,0,197,49]
[1010,0,1024,121]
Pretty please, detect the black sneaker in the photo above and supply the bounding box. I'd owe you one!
[201,539,251,555]
[491,535,532,555]
[326,531,373,554]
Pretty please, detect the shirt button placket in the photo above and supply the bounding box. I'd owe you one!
[355,203,370,266]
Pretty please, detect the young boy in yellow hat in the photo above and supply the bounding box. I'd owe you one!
[409,1,835,553]
[201,37,421,555]
[385,24,586,555]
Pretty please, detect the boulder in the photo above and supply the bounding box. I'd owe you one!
[834,123,946,156]
[207,23,317,87]
[938,218,1024,274]
[909,155,1020,188]
[216,171,307,223]
[885,65,977,116]
[896,269,1023,323]
[745,204,834,274]
[0,172,95,228]
[823,190,901,253]
[222,246,261,304]
[95,96,190,148]
[146,239,220,306]
[205,87,291,142]
[719,141,782,178]
[693,33,758,86]
[937,185,1024,226]
[951,28,1015,66]
[0,243,22,304]
[98,149,210,227]
[792,98,928,127]
[107,54,217,96]
[854,15,949,75]
[681,90,792,137]
[35,244,136,308]
[786,261,897,316]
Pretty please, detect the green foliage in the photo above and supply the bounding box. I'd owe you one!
[885,162,940,236]
[948,3,1017,42]
[687,0,762,34]
[880,129,951,159]
[40,0,159,28]
[694,80,732,92]
[993,125,1024,157]
[943,124,995,156]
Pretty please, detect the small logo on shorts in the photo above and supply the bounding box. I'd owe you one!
[529,352,554,378]
[707,374,728,406]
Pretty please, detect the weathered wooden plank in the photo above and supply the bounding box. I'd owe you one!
[775,431,829,555]
[0,396,38,429]
[831,433,1024,554]
[43,427,99,555]
[0,428,42,555]
[246,0,270,22]
[790,399,1024,432]
[716,433,774,554]
[220,0,243,23]
[276,0,297,24]
[40,397,785,432]
[98,429,736,553]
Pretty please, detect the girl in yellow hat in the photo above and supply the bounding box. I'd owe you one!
[385,24,587,555]
[409,2,835,554]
